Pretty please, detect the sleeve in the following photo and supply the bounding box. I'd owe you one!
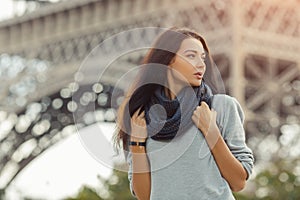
[125,150,137,197]
[221,96,254,179]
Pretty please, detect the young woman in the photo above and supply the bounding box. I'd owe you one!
[114,27,254,200]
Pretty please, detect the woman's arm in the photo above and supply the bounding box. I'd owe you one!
[192,101,248,192]
[205,127,248,191]
[129,110,151,199]
[130,141,151,200]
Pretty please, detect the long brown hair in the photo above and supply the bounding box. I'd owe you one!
[113,27,214,151]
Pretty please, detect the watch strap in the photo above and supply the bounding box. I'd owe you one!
[129,141,146,146]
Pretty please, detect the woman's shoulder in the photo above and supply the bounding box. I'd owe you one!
[212,94,238,106]
[212,94,245,122]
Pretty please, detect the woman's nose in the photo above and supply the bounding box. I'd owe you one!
[196,57,205,68]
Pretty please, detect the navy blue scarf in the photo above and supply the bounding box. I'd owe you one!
[145,82,213,140]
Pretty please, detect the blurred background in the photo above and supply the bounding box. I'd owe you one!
[0,0,299,199]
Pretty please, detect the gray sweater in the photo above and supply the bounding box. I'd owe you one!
[126,94,254,200]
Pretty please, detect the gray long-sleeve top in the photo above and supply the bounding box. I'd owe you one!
[126,94,254,200]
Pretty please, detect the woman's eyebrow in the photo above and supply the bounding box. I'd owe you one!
[183,49,197,54]
[182,49,205,54]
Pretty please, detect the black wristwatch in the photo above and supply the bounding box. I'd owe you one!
[129,141,146,147]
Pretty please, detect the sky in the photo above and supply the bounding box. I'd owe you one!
[0,0,61,21]
[6,123,116,200]
[0,0,14,20]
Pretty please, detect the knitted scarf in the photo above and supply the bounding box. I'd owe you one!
[145,82,213,140]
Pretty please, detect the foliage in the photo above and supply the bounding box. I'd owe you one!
[64,164,135,200]
[101,169,135,200]
[0,189,5,200]
[233,158,300,200]
[63,157,300,200]
[64,186,104,200]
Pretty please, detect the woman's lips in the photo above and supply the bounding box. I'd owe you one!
[194,72,203,79]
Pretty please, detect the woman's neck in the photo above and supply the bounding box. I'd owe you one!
[165,74,183,100]
[164,87,176,100]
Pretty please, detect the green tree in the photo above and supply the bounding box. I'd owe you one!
[65,163,134,200]
[0,189,5,200]
[101,169,135,200]
[64,186,104,200]
[233,159,300,200]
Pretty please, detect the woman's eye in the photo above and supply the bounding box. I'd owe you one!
[186,54,196,59]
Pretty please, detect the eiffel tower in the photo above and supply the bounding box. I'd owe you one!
[0,0,299,190]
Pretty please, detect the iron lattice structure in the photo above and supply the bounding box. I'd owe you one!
[0,0,299,189]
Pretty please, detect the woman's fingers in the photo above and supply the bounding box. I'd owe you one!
[132,108,141,118]
[132,110,145,124]
[192,102,213,136]
[138,111,145,118]
[191,115,198,126]
[132,109,145,119]
[131,109,147,140]
[200,101,209,107]
[192,104,219,137]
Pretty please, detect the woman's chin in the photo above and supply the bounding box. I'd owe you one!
[190,80,202,87]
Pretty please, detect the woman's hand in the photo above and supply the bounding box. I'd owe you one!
[192,101,218,137]
[131,109,148,142]
[193,102,248,191]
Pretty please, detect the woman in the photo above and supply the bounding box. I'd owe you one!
[114,27,254,200]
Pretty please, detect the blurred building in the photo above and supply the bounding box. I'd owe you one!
[0,0,299,191]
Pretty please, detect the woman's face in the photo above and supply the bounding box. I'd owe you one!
[169,37,206,87]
